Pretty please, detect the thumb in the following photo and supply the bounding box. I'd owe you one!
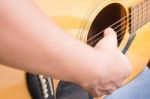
[95,28,118,49]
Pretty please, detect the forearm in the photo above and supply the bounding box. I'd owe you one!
[0,0,105,83]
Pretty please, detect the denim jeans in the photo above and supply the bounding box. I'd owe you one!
[105,67,150,99]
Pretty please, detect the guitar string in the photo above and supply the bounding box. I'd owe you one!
[87,1,150,43]
[94,1,150,45]
[80,0,136,44]
[87,1,149,44]
[88,2,150,45]
[87,0,149,43]
[89,14,149,45]
[89,12,150,46]
[115,6,150,42]
[89,3,150,46]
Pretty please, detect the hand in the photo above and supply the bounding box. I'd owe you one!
[80,28,132,98]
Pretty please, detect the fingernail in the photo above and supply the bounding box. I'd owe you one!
[105,28,113,33]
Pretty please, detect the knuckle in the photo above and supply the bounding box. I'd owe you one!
[107,90,114,95]
[108,87,117,94]
[112,81,122,88]
[92,90,102,98]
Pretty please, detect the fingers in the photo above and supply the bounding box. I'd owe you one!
[95,28,118,50]
[89,87,116,98]
[89,87,108,98]
[88,81,121,98]
[103,28,118,48]
[104,28,117,38]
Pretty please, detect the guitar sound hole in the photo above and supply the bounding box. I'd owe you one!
[87,3,127,47]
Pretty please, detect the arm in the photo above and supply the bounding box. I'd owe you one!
[0,0,104,82]
[0,0,131,97]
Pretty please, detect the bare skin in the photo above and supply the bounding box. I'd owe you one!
[0,0,132,98]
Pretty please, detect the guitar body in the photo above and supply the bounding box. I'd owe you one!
[0,0,150,98]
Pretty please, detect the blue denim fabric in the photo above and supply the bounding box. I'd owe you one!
[105,67,150,99]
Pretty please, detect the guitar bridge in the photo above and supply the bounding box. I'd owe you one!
[26,73,55,99]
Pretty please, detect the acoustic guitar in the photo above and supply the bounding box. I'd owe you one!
[0,0,150,99]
